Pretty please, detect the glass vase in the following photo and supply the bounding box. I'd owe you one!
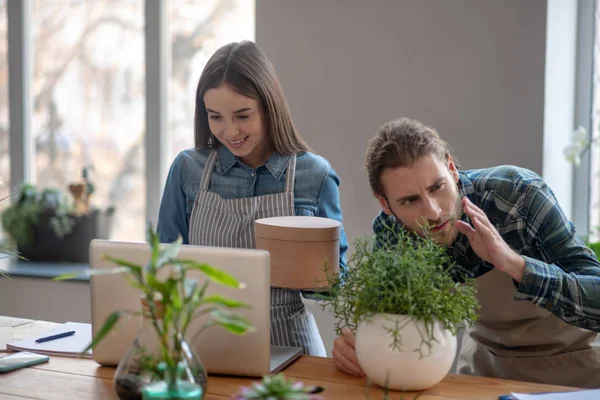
[113,300,208,400]
[142,361,204,400]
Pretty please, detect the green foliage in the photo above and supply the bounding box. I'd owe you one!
[586,241,600,260]
[321,226,480,352]
[0,183,75,246]
[57,224,253,388]
[233,373,324,400]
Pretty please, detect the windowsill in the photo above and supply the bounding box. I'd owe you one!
[0,256,90,282]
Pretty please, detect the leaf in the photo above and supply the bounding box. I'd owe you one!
[146,223,160,266]
[53,272,81,281]
[209,309,253,335]
[175,259,243,288]
[200,295,249,309]
[54,266,132,281]
[82,310,122,355]
[155,237,182,268]
[89,267,132,276]
[104,256,142,277]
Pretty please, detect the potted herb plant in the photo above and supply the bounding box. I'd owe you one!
[321,227,480,391]
[58,225,253,400]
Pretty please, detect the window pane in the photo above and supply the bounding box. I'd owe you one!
[170,0,255,159]
[591,1,600,239]
[32,0,145,242]
[0,0,8,210]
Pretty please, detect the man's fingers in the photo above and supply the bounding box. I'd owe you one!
[469,211,496,241]
[332,346,365,377]
[341,327,356,348]
[463,197,487,220]
[333,333,365,377]
[455,220,475,241]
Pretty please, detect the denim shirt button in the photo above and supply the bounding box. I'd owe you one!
[250,172,255,177]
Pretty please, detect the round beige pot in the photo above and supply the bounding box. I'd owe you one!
[355,313,457,391]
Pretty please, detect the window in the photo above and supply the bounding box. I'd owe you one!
[587,1,600,239]
[32,1,145,241]
[169,0,255,159]
[3,1,255,247]
[0,0,8,208]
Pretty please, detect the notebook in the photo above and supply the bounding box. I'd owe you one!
[6,322,92,358]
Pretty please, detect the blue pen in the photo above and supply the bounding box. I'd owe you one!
[35,330,76,343]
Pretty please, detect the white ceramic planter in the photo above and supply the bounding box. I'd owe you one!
[355,313,457,391]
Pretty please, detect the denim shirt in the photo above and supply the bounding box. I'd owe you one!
[157,145,348,273]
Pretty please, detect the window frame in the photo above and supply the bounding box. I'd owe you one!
[572,0,596,236]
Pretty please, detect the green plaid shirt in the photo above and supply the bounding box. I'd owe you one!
[372,165,600,332]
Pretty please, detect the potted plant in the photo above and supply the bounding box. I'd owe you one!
[58,225,253,400]
[321,226,480,391]
[0,183,114,262]
[232,373,324,400]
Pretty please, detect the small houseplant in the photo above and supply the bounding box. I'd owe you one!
[232,373,324,400]
[321,226,479,391]
[0,183,114,262]
[59,225,253,400]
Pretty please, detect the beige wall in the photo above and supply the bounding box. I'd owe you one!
[257,0,548,356]
[257,0,547,246]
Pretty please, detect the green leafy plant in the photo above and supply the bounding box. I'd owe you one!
[57,224,253,391]
[232,373,324,400]
[320,226,479,353]
[0,183,75,246]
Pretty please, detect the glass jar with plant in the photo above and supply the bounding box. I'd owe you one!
[320,226,480,391]
[59,225,253,400]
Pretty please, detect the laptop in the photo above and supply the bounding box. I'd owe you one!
[89,239,302,377]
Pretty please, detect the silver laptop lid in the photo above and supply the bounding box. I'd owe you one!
[89,239,271,377]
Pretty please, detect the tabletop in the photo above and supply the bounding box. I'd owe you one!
[0,316,583,400]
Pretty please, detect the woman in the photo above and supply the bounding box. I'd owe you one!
[157,40,348,356]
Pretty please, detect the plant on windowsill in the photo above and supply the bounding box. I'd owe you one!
[0,179,25,278]
[58,224,253,400]
[0,182,114,263]
[319,225,480,391]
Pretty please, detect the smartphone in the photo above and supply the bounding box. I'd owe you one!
[0,352,50,372]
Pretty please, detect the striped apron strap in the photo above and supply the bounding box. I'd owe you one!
[200,150,219,192]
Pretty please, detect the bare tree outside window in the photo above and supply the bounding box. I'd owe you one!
[2,1,254,243]
[32,0,145,241]
[170,0,255,159]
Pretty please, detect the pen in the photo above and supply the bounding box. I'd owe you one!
[35,330,76,343]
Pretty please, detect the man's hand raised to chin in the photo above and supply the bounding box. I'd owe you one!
[455,196,526,283]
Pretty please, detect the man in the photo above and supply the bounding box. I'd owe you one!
[333,117,600,388]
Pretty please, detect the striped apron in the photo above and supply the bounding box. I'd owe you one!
[188,149,326,356]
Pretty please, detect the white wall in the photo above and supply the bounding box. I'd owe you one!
[543,0,578,220]
[257,0,548,356]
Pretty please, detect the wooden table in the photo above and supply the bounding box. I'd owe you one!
[0,317,583,399]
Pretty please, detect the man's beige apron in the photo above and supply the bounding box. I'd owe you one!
[187,149,326,356]
[457,269,600,388]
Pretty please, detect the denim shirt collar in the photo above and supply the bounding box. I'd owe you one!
[216,145,291,180]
